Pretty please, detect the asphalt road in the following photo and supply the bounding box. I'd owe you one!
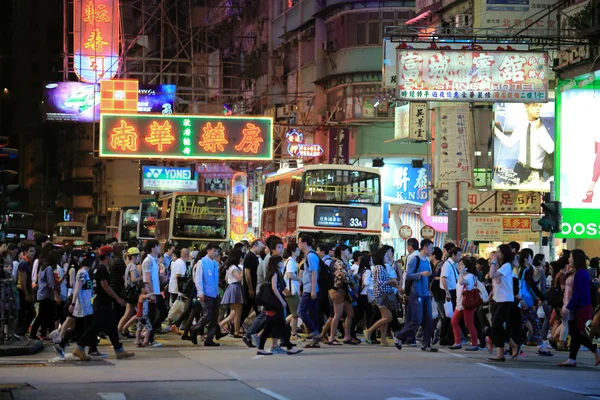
[1,334,599,400]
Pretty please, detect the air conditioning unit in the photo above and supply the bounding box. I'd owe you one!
[322,41,336,52]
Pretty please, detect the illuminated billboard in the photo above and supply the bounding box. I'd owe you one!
[100,79,139,114]
[396,50,548,102]
[100,113,273,160]
[556,73,600,239]
[492,102,555,192]
[74,0,120,83]
[138,84,175,114]
[141,165,198,193]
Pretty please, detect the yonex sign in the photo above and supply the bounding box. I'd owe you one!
[141,165,197,193]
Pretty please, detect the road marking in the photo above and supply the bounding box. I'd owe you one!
[98,393,127,400]
[439,349,467,359]
[256,388,290,400]
[476,362,516,377]
[252,355,264,360]
[386,388,450,400]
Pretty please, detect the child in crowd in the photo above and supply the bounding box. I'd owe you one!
[135,284,152,347]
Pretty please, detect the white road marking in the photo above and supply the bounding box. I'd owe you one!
[252,355,264,360]
[476,362,516,377]
[256,388,290,400]
[439,349,467,359]
[386,388,450,400]
[97,393,127,400]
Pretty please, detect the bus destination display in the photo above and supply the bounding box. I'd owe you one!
[314,206,368,229]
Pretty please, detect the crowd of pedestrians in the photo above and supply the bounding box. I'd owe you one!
[2,234,600,367]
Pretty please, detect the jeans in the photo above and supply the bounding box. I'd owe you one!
[15,290,35,336]
[399,294,433,348]
[148,294,168,342]
[246,310,266,336]
[191,295,219,341]
[78,304,122,351]
[298,292,319,334]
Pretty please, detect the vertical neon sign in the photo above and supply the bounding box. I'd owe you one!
[74,0,120,83]
[231,172,249,241]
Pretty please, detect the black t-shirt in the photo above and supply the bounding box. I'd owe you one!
[243,251,259,291]
[109,257,127,294]
[93,264,112,306]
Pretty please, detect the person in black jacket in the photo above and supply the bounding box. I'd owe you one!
[109,244,127,323]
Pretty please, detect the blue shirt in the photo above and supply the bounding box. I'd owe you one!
[195,255,219,298]
[302,251,320,294]
[405,253,432,297]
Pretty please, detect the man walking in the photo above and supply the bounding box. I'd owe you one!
[297,234,321,348]
[240,239,264,327]
[439,247,461,345]
[143,240,167,346]
[14,245,36,340]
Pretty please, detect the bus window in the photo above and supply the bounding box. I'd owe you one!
[172,194,227,239]
[290,176,301,203]
[302,169,380,205]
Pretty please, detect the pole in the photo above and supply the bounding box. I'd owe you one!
[549,181,556,261]
[538,230,543,255]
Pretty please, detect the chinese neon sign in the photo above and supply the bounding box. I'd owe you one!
[231,172,249,241]
[74,0,120,83]
[285,128,323,157]
[396,50,548,102]
[100,79,139,113]
[99,114,273,160]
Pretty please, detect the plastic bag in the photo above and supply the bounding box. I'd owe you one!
[444,300,454,318]
[537,306,546,319]
[432,303,439,320]
[167,299,185,322]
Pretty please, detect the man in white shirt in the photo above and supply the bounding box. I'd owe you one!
[440,247,461,345]
[350,251,361,276]
[494,103,554,184]
[168,248,189,306]
[404,238,420,292]
[143,240,166,346]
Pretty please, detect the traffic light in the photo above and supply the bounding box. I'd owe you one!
[538,201,561,233]
[0,136,18,159]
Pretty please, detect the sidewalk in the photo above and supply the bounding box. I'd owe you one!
[0,338,44,357]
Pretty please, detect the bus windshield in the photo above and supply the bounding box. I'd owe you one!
[121,208,139,242]
[86,215,107,231]
[173,195,227,239]
[54,225,84,237]
[302,169,380,205]
[139,201,159,238]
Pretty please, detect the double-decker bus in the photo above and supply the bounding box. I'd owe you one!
[137,198,159,245]
[52,222,87,246]
[86,214,107,244]
[261,165,381,252]
[1,212,35,241]
[106,206,140,243]
[156,192,229,249]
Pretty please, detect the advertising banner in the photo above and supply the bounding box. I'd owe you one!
[141,165,198,193]
[99,113,273,160]
[393,103,427,140]
[138,84,176,114]
[556,74,600,239]
[394,104,410,139]
[396,50,548,102]
[432,189,541,216]
[478,0,558,32]
[328,127,350,164]
[492,102,555,191]
[382,163,429,205]
[435,104,474,186]
[231,172,249,241]
[468,215,538,242]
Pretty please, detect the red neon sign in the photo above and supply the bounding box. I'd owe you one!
[231,172,249,241]
[74,0,120,83]
[100,79,139,113]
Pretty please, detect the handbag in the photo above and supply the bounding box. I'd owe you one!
[545,284,563,307]
[443,299,454,318]
[122,285,139,304]
[383,292,401,312]
[347,286,359,303]
[431,279,446,302]
[255,282,282,310]
[462,287,483,310]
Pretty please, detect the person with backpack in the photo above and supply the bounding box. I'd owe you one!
[315,243,334,339]
[283,243,302,340]
[297,234,322,348]
[439,247,462,346]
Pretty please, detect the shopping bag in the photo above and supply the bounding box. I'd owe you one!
[167,299,185,322]
[537,306,546,319]
[443,300,454,318]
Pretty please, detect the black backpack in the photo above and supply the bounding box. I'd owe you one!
[405,256,421,297]
[309,251,333,292]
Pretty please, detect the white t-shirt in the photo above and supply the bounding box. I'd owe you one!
[361,268,374,296]
[227,265,242,285]
[493,263,514,303]
[142,254,161,295]
[441,259,459,290]
[31,259,39,284]
[284,258,300,296]
[168,258,187,294]
[456,273,476,311]
[351,263,360,276]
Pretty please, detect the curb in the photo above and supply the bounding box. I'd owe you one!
[0,340,44,357]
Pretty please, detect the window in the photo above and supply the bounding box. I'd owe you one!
[301,169,380,205]
[357,23,367,45]
[263,181,280,208]
[368,21,380,44]
[287,0,299,9]
[54,225,84,237]
[172,195,227,239]
[139,201,159,238]
[290,176,301,202]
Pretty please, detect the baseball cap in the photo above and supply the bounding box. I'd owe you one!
[99,245,113,257]
[127,247,140,256]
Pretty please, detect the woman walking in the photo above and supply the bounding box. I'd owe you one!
[450,258,479,351]
[118,247,142,338]
[219,248,245,337]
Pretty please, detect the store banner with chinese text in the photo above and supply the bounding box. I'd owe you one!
[435,104,474,187]
[382,163,430,205]
[99,113,273,160]
[396,50,548,102]
[394,103,428,140]
[432,189,541,216]
[468,215,538,242]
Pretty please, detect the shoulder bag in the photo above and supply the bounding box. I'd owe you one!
[462,276,483,310]
[256,281,282,311]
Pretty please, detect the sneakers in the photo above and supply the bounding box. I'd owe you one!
[115,349,135,359]
[537,349,553,357]
[270,346,286,355]
[421,346,439,353]
[256,349,273,356]
[49,329,61,344]
[465,346,480,352]
[53,344,65,359]
[72,347,91,361]
[88,350,108,358]
[242,335,256,348]
[449,344,462,350]
[286,348,303,355]
[150,342,163,348]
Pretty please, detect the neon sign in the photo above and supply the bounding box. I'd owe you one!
[99,113,273,160]
[285,128,323,157]
[74,0,120,83]
[231,172,249,241]
[100,79,139,113]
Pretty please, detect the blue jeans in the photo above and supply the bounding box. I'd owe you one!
[298,292,319,334]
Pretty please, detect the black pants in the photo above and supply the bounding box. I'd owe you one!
[440,289,457,343]
[191,295,219,341]
[175,296,194,328]
[59,315,93,348]
[183,299,203,336]
[112,298,126,325]
[77,304,122,351]
[507,302,523,346]
[492,302,512,347]
[568,320,598,361]
[170,293,178,306]
[148,294,168,342]
[259,313,293,351]
[30,298,55,337]
[353,295,374,336]
[16,290,36,336]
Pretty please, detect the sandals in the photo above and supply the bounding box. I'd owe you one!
[303,342,320,349]
[487,357,506,362]
[327,340,343,346]
[363,329,373,345]
[511,344,524,360]
[557,361,577,368]
[343,339,361,345]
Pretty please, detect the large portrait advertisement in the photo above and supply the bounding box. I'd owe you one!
[492,102,555,191]
[557,75,600,239]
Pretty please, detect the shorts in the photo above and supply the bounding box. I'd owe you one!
[285,294,300,318]
[376,296,387,308]
[137,316,152,333]
[328,288,347,305]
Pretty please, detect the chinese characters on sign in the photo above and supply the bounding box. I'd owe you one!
[409,102,428,140]
[100,79,139,113]
[74,0,120,83]
[432,189,541,216]
[382,163,429,205]
[396,50,548,102]
[231,172,249,241]
[99,114,273,160]
[285,129,324,157]
[436,104,474,186]
[468,215,538,242]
